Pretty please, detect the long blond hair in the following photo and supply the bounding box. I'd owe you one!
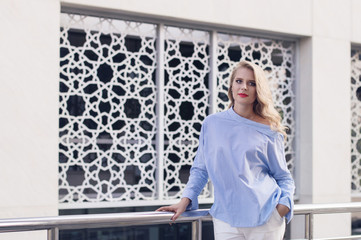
[227,60,287,139]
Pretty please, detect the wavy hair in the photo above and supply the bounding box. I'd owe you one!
[227,60,287,139]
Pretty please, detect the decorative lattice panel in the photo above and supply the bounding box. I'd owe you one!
[59,13,297,207]
[216,34,296,171]
[351,49,361,193]
[162,27,211,199]
[59,14,157,203]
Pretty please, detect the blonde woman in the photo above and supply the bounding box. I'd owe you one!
[157,60,295,240]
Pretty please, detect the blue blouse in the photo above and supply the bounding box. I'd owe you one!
[182,107,295,227]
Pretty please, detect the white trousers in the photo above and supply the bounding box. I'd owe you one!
[212,209,286,240]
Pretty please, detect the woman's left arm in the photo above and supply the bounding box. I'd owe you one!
[267,133,295,223]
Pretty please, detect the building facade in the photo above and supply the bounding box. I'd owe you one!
[1,0,360,239]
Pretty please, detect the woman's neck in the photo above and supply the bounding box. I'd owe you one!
[233,104,257,121]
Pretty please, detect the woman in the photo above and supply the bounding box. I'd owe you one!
[157,60,295,240]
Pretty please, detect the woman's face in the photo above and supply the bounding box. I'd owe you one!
[231,67,257,108]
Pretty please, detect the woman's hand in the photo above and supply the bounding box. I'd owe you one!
[276,204,290,218]
[156,197,190,222]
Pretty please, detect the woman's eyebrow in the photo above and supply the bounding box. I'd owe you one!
[235,77,255,81]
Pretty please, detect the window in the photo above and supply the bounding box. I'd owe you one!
[59,13,296,208]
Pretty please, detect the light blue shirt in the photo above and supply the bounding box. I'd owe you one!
[182,108,295,227]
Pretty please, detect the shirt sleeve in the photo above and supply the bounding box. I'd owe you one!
[267,133,295,224]
[181,122,209,211]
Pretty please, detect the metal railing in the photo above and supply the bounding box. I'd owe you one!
[1,202,361,240]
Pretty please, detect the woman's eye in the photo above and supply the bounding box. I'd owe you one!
[249,82,256,86]
[235,80,242,83]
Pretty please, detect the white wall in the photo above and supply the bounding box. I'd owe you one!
[62,0,313,36]
[0,0,358,239]
[352,0,361,44]
[0,0,60,239]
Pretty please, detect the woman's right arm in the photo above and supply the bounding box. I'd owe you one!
[156,197,191,221]
[179,122,208,211]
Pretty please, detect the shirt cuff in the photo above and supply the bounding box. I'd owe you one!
[181,192,199,211]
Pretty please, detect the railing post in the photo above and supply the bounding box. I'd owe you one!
[192,219,202,240]
[305,214,309,240]
[47,227,58,240]
[308,213,313,239]
[305,213,314,240]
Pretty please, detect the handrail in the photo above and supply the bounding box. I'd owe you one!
[1,202,361,240]
[294,202,361,240]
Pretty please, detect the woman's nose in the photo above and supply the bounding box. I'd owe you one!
[241,83,247,90]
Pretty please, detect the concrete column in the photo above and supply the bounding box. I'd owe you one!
[0,0,60,239]
[292,0,352,238]
[311,36,351,238]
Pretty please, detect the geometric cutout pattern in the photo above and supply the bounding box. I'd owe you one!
[351,49,361,193]
[162,27,211,199]
[59,14,157,203]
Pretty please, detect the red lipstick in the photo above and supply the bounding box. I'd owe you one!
[238,93,248,98]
